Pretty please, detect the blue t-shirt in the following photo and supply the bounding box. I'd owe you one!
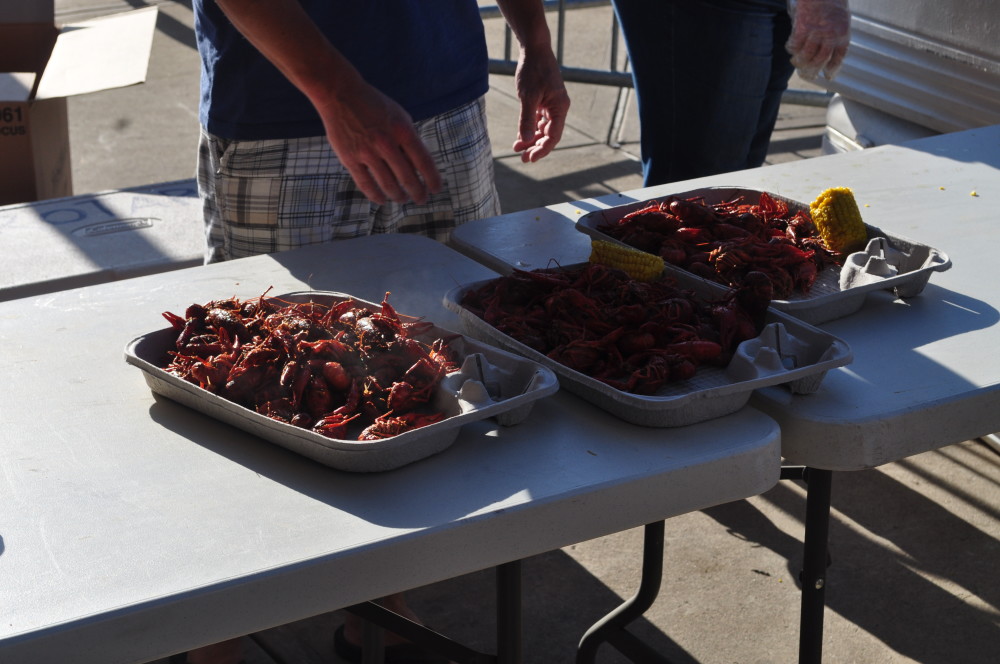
[193,1,490,140]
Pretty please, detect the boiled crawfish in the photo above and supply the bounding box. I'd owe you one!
[461,263,771,396]
[597,192,839,298]
[161,291,458,440]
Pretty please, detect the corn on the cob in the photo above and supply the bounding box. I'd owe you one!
[589,240,664,281]
[809,186,868,255]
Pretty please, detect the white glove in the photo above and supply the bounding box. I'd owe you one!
[786,0,851,81]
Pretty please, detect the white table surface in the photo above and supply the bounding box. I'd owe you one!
[0,179,203,302]
[451,124,1000,471]
[0,234,780,664]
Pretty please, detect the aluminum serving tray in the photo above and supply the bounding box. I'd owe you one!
[576,186,952,324]
[443,271,853,428]
[125,291,559,472]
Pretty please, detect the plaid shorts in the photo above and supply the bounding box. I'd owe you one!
[197,97,500,263]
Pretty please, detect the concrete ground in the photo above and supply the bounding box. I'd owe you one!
[51,1,1000,663]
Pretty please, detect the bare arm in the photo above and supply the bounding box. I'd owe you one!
[214,0,441,204]
[495,0,571,162]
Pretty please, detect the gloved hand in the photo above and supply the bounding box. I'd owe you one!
[785,0,851,81]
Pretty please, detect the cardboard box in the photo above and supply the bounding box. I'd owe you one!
[0,2,157,205]
[0,178,204,302]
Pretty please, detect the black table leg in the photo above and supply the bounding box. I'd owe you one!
[361,618,386,664]
[798,467,833,664]
[345,560,522,664]
[576,520,672,664]
[497,560,523,664]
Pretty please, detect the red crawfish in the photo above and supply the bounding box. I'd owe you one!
[161,291,455,440]
[359,412,445,440]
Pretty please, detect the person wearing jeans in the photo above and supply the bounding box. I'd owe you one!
[611,0,850,186]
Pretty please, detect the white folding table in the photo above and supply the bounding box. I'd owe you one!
[0,179,202,302]
[0,233,781,664]
[450,124,1000,663]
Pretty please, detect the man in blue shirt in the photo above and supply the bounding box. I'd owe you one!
[181,2,569,662]
[193,0,570,262]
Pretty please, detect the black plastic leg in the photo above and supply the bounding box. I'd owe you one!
[361,618,386,664]
[576,521,671,664]
[798,468,833,664]
[345,563,522,664]
[497,560,523,664]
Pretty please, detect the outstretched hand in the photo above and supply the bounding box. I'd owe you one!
[786,0,851,81]
[316,80,442,206]
[213,0,442,206]
[512,49,571,163]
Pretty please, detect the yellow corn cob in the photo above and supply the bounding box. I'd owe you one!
[809,186,868,255]
[589,240,664,281]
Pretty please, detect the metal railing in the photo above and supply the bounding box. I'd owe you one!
[480,0,832,107]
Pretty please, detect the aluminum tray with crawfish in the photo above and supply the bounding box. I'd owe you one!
[444,263,852,428]
[576,187,951,324]
[125,290,558,472]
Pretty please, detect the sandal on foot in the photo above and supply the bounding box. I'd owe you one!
[334,624,447,664]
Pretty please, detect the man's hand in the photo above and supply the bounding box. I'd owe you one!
[496,0,571,162]
[315,79,442,206]
[512,47,570,163]
[215,0,441,205]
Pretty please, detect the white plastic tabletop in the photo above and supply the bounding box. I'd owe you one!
[0,234,780,664]
[451,124,1000,471]
[0,180,203,302]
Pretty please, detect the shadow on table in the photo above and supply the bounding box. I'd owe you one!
[702,446,1000,664]
[899,127,1000,169]
[756,283,1000,468]
[823,282,1000,348]
[145,393,524,524]
[145,390,684,533]
[493,152,644,214]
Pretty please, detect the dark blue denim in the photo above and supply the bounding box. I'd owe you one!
[612,0,795,186]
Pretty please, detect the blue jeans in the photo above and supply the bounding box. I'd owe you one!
[612,0,795,186]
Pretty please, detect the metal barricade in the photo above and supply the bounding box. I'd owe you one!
[480,1,831,105]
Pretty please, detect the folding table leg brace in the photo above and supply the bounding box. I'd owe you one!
[576,520,673,664]
[346,560,523,664]
[573,470,834,664]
